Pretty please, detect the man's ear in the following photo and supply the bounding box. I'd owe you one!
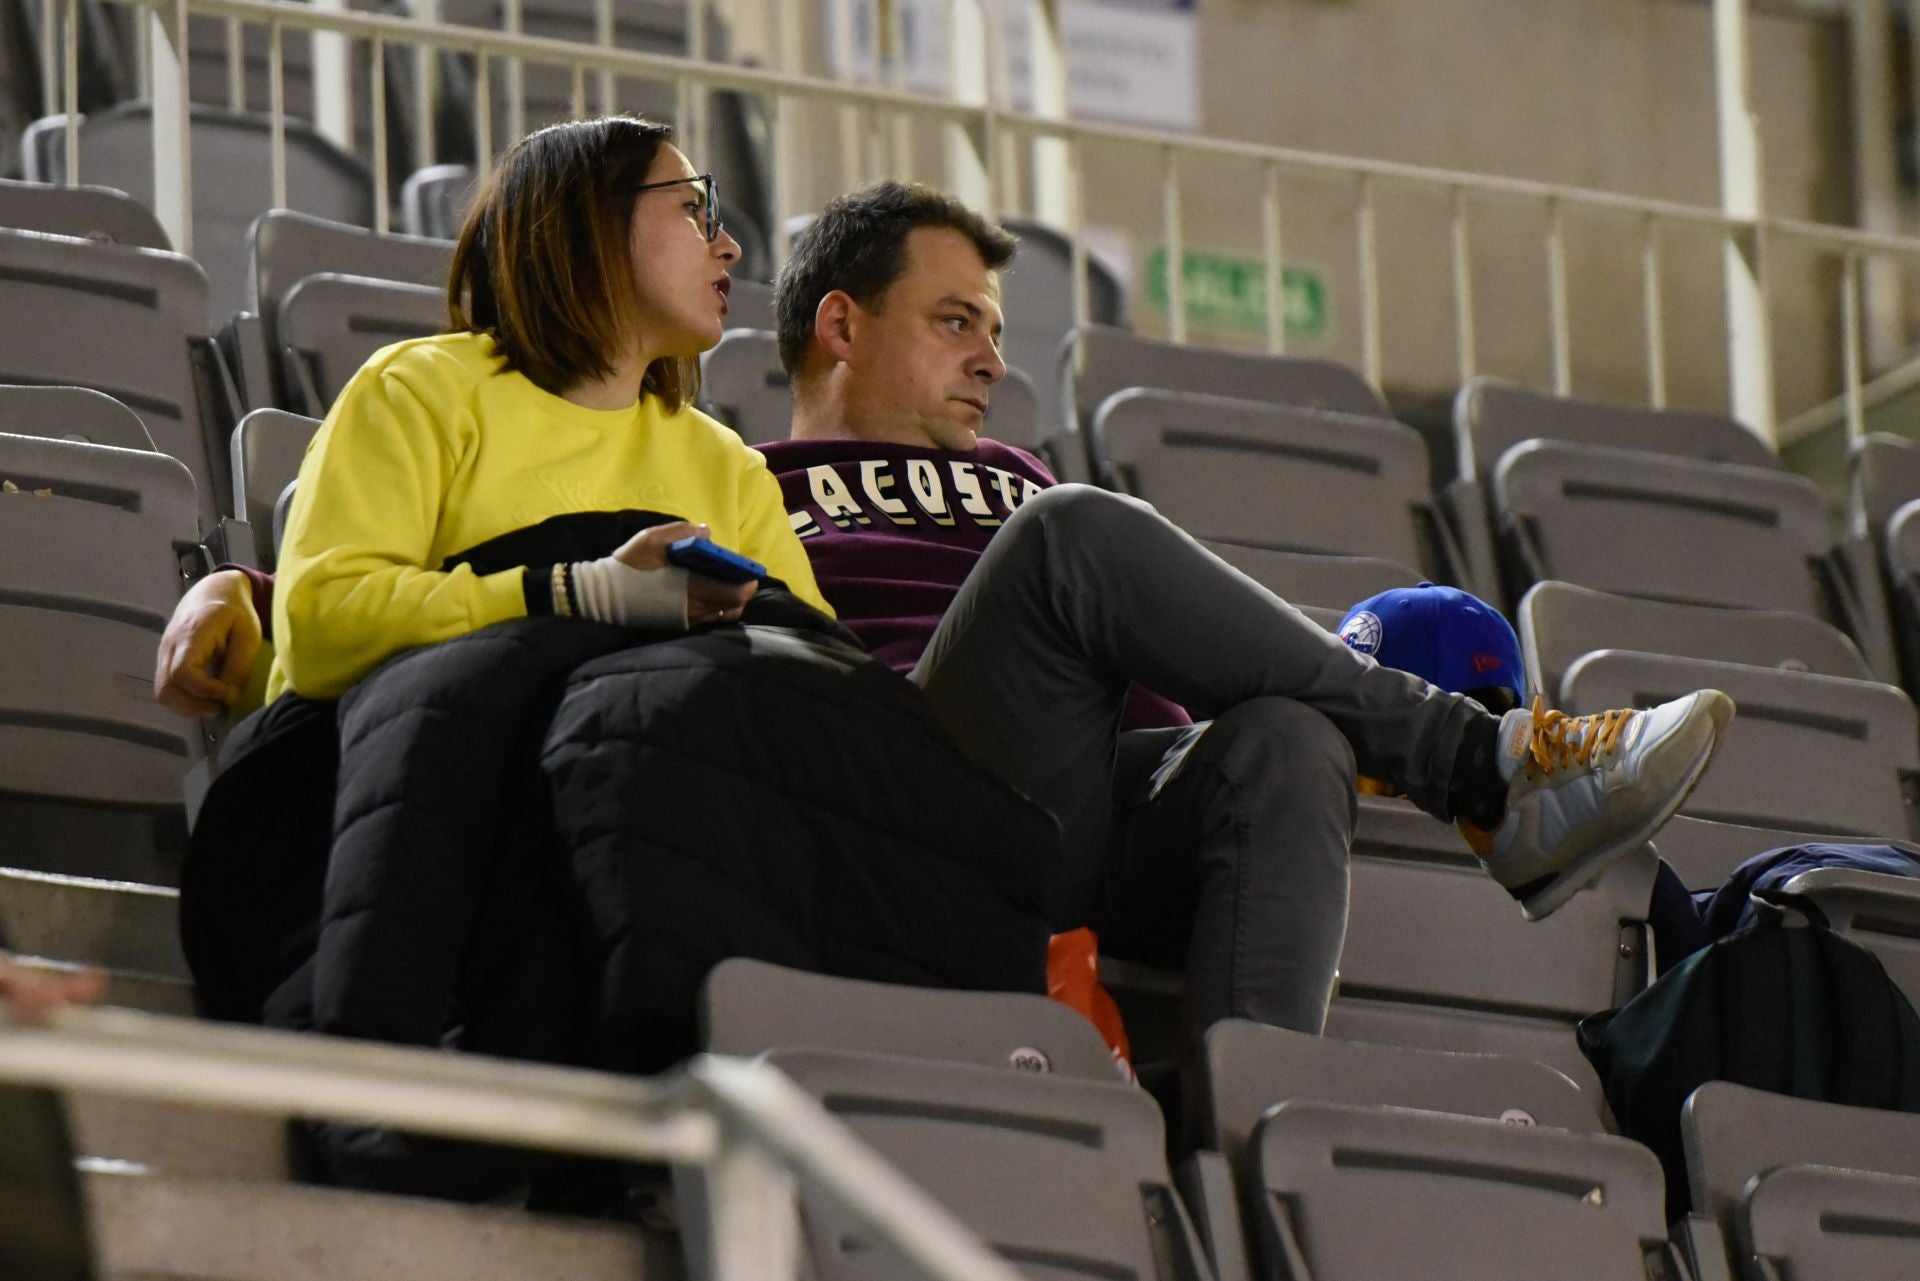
[813,290,858,365]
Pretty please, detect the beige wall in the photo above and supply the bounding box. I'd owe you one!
[766,0,1859,425]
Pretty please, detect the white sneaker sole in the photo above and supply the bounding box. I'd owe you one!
[1518,691,1735,922]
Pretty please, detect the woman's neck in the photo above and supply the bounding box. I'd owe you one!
[561,342,653,411]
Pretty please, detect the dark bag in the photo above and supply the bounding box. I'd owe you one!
[1578,906,1920,1220]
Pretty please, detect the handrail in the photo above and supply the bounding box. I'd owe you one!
[0,1005,1027,1281]
[49,0,1920,444]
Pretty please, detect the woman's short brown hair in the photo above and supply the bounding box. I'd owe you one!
[447,116,699,409]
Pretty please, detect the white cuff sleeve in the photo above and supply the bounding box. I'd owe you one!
[569,556,689,630]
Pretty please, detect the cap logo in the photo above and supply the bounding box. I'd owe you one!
[1471,652,1504,674]
[1340,611,1383,655]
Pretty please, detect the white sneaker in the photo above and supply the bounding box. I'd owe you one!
[1460,691,1735,921]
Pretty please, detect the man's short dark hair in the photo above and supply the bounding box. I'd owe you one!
[773,181,1018,376]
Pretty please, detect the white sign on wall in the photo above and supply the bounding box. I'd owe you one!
[827,0,1201,131]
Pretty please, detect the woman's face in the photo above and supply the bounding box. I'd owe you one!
[627,145,742,359]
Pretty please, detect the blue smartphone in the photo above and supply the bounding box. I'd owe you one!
[666,536,765,584]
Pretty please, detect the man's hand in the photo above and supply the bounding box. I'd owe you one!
[154,569,264,717]
[0,956,104,1025]
[610,522,757,626]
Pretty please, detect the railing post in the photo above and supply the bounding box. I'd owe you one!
[1849,0,1904,371]
[675,1121,801,1281]
[1449,186,1475,385]
[1713,0,1776,441]
[946,0,992,218]
[150,0,193,255]
[312,0,354,151]
[1030,0,1070,227]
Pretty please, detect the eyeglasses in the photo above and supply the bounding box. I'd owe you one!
[630,172,722,242]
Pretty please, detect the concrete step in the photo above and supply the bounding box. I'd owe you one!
[86,1169,684,1281]
[67,1093,295,1181]
[0,867,186,979]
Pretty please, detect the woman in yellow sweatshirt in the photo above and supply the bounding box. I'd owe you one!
[268,116,831,703]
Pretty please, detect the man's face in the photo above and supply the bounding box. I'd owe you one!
[840,226,1007,451]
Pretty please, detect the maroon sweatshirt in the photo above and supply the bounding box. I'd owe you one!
[756,436,1189,729]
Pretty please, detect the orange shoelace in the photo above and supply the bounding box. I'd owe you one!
[1523,696,1631,781]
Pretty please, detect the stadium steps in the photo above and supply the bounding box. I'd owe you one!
[1,866,195,1015]
[83,1167,683,1280]
[68,1093,295,1181]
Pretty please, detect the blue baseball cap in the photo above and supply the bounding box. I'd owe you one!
[1338,583,1524,698]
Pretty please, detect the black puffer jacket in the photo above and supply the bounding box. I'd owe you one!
[183,603,1056,1189]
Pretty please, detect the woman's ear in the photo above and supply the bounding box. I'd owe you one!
[814,290,858,365]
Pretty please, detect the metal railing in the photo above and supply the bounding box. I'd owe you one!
[33,0,1920,440]
[0,1004,1025,1281]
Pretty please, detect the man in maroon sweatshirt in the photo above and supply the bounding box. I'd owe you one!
[157,182,1732,1061]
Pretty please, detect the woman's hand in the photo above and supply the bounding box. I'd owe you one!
[0,955,105,1025]
[154,569,264,717]
[608,522,757,626]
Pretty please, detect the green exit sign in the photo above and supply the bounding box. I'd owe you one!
[1146,248,1327,338]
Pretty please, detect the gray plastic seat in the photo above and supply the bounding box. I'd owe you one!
[1850,432,1920,545]
[1518,581,1874,704]
[252,210,451,408]
[1741,1164,1920,1280]
[0,228,227,530]
[1559,652,1918,838]
[0,867,186,980]
[1649,814,1855,894]
[0,435,204,816]
[995,218,1125,426]
[26,104,375,323]
[1202,1020,1598,1167]
[0,384,155,450]
[701,958,1121,1081]
[1683,1081,1920,1250]
[399,162,477,241]
[724,277,775,333]
[229,408,319,567]
[1324,795,1657,1098]
[1454,376,1775,485]
[697,329,790,445]
[762,1048,1211,1281]
[1065,323,1389,434]
[1250,1101,1674,1281]
[1880,498,1920,690]
[1776,866,1920,1009]
[278,274,444,415]
[1094,389,1450,576]
[0,176,168,248]
[1495,440,1836,619]
[984,366,1043,451]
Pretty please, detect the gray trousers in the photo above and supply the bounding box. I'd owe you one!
[908,484,1485,1042]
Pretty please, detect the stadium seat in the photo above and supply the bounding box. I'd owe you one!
[1494,440,1839,620]
[700,958,1121,1080]
[0,868,185,981]
[25,103,375,322]
[758,1048,1212,1281]
[1740,1164,1920,1280]
[1248,1101,1676,1281]
[1201,1019,1599,1166]
[278,274,444,415]
[1849,432,1920,545]
[1559,652,1919,838]
[1649,814,1855,897]
[1683,1082,1920,1270]
[0,436,204,891]
[0,227,234,530]
[1092,389,1459,579]
[0,175,169,248]
[0,1083,92,1281]
[1878,498,1920,686]
[400,162,477,241]
[1774,866,1920,1008]
[229,408,320,567]
[696,329,788,445]
[724,277,775,332]
[250,209,451,408]
[1518,581,1875,700]
[0,384,155,451]
[1454,376,1776,485]
[84,1166,668,1280]
[1324,794,1657,1098]
[995,218,1126,427]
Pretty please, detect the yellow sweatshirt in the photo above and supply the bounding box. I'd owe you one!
[268,332,829,702]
